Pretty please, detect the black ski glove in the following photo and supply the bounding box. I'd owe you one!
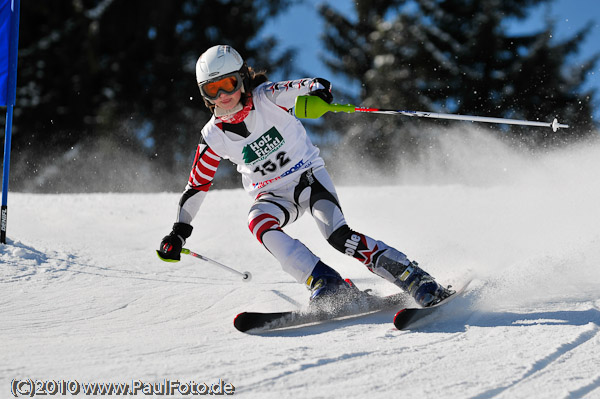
[158,222,193,262]
[308,78,333,104]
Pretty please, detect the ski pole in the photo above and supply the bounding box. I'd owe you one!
[295,95,569,132]
[181,248,252,282]
[157,248,252,282]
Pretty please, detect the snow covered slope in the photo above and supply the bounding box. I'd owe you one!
[2,130,600,398]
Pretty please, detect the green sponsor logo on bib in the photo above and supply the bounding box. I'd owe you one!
[242,127,285,164]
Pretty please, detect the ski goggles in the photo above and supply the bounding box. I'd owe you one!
[199,72,243,100]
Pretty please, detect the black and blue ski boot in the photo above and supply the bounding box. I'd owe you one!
[373,250,453,307]
[306,261,354,307]
[396,260,451,307]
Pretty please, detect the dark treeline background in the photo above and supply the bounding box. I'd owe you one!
[2,0,598,193]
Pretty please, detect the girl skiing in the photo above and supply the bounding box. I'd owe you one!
[158,45,451,307]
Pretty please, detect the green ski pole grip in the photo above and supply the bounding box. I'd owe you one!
[295,95,356,119]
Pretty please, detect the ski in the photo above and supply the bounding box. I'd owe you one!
[393,280,473,330]
[234,288,410,333]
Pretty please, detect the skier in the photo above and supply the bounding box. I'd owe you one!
[158,45,451,307]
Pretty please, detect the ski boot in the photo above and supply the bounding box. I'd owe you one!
[306,261,356,310]
[373,250,453,307]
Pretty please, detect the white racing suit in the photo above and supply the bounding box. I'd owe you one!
[176,79,411,285]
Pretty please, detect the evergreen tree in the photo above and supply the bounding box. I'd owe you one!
[10,0,296,192]
[412,0,597,144]
[319,0,598,170]
[319,0,424,169]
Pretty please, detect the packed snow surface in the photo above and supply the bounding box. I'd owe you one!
[2,129,600,398]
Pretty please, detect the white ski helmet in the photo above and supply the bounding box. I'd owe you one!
[195,45,249,101]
